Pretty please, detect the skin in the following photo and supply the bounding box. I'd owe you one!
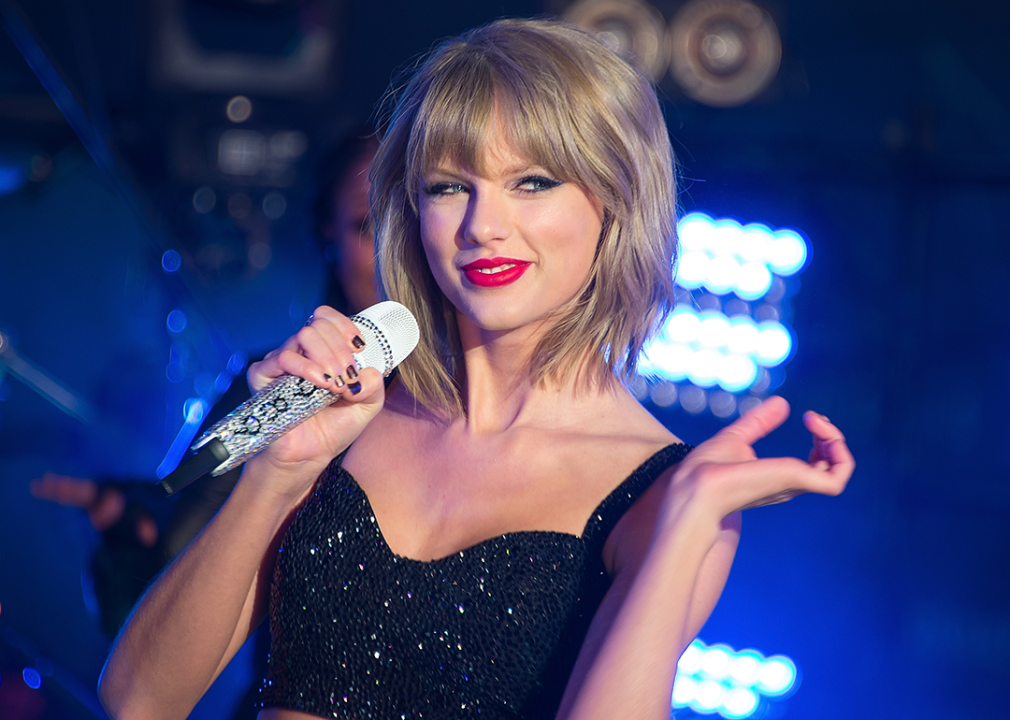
[29,472,159,547]
[98,130,854,720]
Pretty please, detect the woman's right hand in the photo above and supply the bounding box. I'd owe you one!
[242,305,386,494]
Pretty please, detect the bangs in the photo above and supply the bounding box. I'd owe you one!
[403,42,605,203]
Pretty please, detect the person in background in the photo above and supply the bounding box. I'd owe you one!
[29,127,381,718]
[98,18,854,720]
[314,128,381,314]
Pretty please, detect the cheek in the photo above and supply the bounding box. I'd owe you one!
[418,220,454,294]
[419,206,458,265]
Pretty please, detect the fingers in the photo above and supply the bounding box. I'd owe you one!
[802,410,855,479]
[717,395,790,447]
[671,400,854,523]
[30,472,99,508]
[296,307,366,392]
[89,488,127,532]
[250,305,369,394]
[29,473,129,531]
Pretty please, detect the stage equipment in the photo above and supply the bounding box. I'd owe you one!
[673,639,798,718]
[0,330,94,424]
[635,213,807,418]
[667,0,781,107]
[151,0,337,96]
[563,0,669,81]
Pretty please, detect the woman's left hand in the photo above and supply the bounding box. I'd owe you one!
[659,396,854,532]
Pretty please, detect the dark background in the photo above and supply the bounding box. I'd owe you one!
[1,0,1008,718]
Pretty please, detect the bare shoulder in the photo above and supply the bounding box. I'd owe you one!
[595,390,689,576]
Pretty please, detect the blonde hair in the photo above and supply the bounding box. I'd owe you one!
[371,17,678,417]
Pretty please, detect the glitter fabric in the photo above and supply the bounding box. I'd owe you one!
[257,443,691,719]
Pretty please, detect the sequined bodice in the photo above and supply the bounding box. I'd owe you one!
[258,443,690,719]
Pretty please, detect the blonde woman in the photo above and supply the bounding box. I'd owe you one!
[99,18,853,720]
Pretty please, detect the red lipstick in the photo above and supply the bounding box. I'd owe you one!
[461,257,531,287]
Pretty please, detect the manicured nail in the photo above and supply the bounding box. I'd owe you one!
[324,373,332,382]
[348,381,361,395]
[333,374,346,388]
[346,365,358,380]
[352,335,365,349]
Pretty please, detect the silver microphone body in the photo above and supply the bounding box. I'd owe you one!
[190,301,419,478]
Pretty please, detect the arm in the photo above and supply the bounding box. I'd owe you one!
[557,397,854,720]
[98,307,385,720]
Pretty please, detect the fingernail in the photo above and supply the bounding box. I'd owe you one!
[346,365,358,380]
[820,413,831,423]
[333,374,346,388]
[348,381,362,395]
[352,335,365,349]
[324,373,332,382]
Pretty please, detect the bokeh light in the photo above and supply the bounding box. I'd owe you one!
[673,639,798,718]
[226,95,253,123]
[161,249,182,273]
[22,667,42,690]
[641,307,790,392]
[166,309,188,334]
[636,212,807,416]
[675,212,807,298]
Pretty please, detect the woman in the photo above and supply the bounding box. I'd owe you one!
[99,18,853,720]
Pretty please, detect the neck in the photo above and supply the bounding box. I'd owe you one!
[454,314,605,435]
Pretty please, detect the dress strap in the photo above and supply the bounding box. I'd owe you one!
[580,443,692,548]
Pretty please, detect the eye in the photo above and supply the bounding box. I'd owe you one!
[515,175,563,193]
[423,182,468,196]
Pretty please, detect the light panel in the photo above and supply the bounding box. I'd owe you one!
[640,307,791,392]
[673,639,798,718]
[636,212,808,415]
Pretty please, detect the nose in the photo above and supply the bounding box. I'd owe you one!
[461,187,512,246]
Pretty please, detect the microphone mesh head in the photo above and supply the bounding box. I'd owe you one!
[349,301,420,376]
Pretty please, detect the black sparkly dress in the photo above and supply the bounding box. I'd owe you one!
[257,443,691,719]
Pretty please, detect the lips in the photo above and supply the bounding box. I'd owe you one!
[461,257,532,287]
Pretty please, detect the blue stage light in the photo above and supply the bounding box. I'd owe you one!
[161,249,182,273]
[672,639,798,719]
[676,213,808,297]
[22,667,42,690]
[641,307,791,392]
[166,309,188,334]
[636,212,808,415]
[0,164,26,196]
[227,351,248,375]
[182,397,207,424]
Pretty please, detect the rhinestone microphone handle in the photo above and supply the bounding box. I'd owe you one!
[192,314,396,476]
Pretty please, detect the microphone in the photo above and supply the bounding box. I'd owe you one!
[160,301,419,495]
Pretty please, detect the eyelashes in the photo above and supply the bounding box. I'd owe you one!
[422,175,563,196]
[423,182,466,196]
[516,175,563,192]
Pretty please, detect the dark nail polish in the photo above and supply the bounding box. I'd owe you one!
[324,373,333,382]
[348,381,362,395]
[333,375,346,388]
[352,335,365,349]
[346,365,358,380]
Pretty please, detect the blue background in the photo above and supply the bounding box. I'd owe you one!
[1,0,1008,718]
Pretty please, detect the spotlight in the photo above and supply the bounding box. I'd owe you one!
[226,95,253,123]
[563,0,669,81]
[668,0,782,107]
[672,640,798,718]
